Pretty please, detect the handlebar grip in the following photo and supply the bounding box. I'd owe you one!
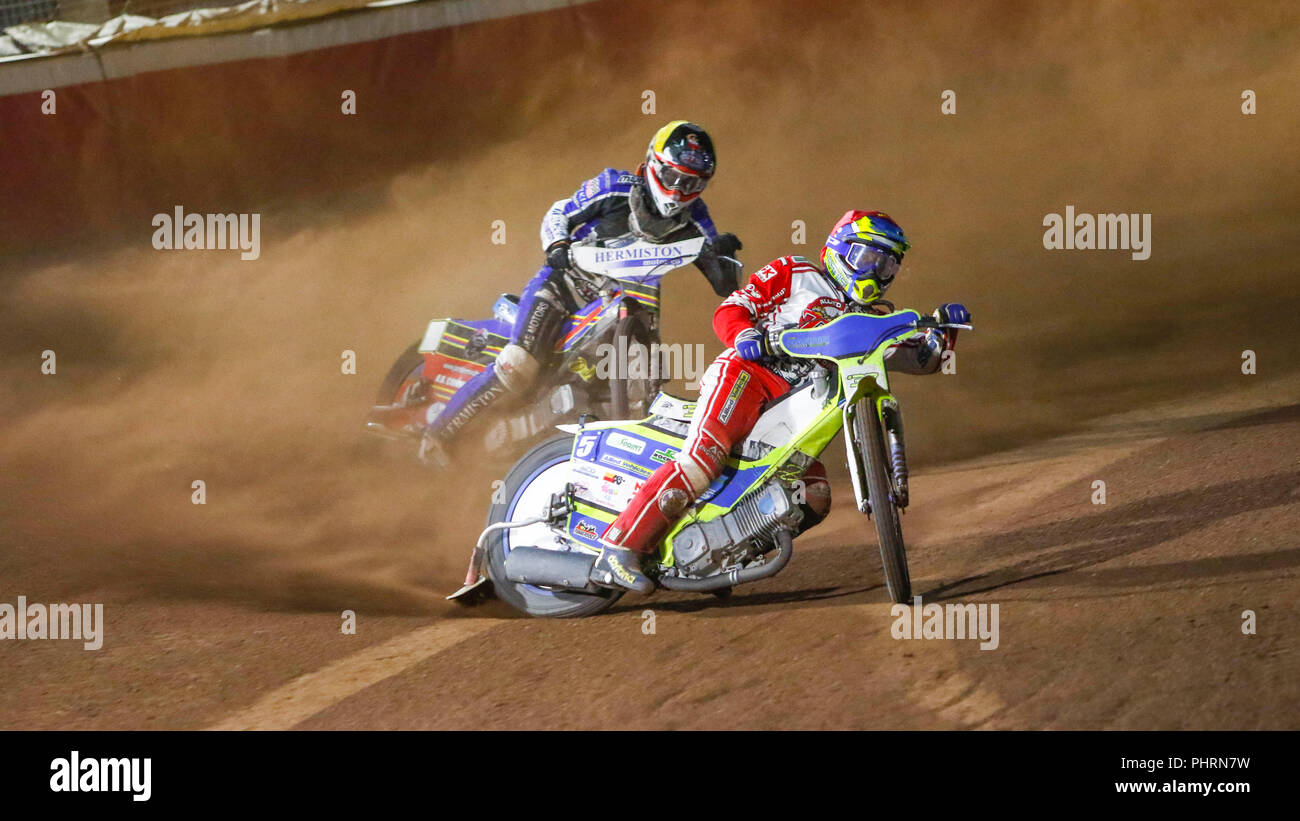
[913,316,972,332]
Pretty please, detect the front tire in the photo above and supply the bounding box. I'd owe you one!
[607,315,659,420]
[484,436,622,618]
[855,399,912,603]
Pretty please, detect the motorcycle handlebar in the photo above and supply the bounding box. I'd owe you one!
[912,315,973,332]
[766,314,974,358]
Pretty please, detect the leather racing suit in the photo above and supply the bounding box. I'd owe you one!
[425,167,738,445]
[598,254,949,555]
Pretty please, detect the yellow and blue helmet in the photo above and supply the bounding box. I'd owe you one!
[821,210,910,305]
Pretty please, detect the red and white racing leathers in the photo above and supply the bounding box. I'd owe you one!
[599,255,943,556]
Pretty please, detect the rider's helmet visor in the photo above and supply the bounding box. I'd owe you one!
[649,156,709,197]
[844,242,901,285]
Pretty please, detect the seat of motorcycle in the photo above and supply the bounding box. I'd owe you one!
[757,373,818,415]
[651,374,820,425]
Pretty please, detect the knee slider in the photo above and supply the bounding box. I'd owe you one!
[657,487,690,517]
[493,344,540,392]
[656,462,706,517]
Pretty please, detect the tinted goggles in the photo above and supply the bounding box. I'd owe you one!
[650,157,709,196]
[844,242,901,283]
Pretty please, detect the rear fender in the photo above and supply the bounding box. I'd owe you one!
[415,318,509,403]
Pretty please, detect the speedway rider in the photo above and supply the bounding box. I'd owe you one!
[590,210,972,593]
[418,120,742,460]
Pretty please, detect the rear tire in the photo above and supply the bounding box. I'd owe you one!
[375,341,425,405]
[855,399,912,603]
[484,436,622,618]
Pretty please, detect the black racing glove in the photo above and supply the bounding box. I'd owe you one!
[713,232,742,259]
[545,240,571,273]
[698,233,744,297]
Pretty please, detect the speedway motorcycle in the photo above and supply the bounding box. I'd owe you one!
[449,308,973,616]
[365,234,732,458]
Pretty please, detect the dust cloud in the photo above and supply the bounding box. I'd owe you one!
[1,0,1297,608]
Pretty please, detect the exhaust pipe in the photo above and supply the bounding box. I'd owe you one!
[504,546,600,592]
[658,529,794,592]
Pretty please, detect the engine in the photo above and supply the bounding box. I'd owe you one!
[670,481,804,578]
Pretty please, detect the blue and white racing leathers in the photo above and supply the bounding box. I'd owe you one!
[427,167,732,443]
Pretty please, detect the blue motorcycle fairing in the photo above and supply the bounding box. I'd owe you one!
[428,278,664,433]
[781,310,922,360]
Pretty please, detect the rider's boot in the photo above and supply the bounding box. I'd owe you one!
[589,544,653,595]
[366,403,428,438]
[593,461,700,594]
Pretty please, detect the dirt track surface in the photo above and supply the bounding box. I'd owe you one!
[2,0,1298,729]
[3,381,1297,730]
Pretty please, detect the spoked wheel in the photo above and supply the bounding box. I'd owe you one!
[484,436,622,618]
[607,315,660,421]
[854,398,912,603]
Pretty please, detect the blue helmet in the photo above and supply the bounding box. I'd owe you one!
[821,210,910,305]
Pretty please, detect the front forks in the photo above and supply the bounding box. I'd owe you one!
[843,399,872,514]
[879,398,909,508]
[844,395,910,514]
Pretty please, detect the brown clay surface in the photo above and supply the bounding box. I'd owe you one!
[1,0,1296,729]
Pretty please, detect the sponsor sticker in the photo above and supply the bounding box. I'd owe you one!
[606,432,647,455]
[598,453,652,477]
[799,296,845,327]
[592,469,641,507]
[717,371,750,424]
